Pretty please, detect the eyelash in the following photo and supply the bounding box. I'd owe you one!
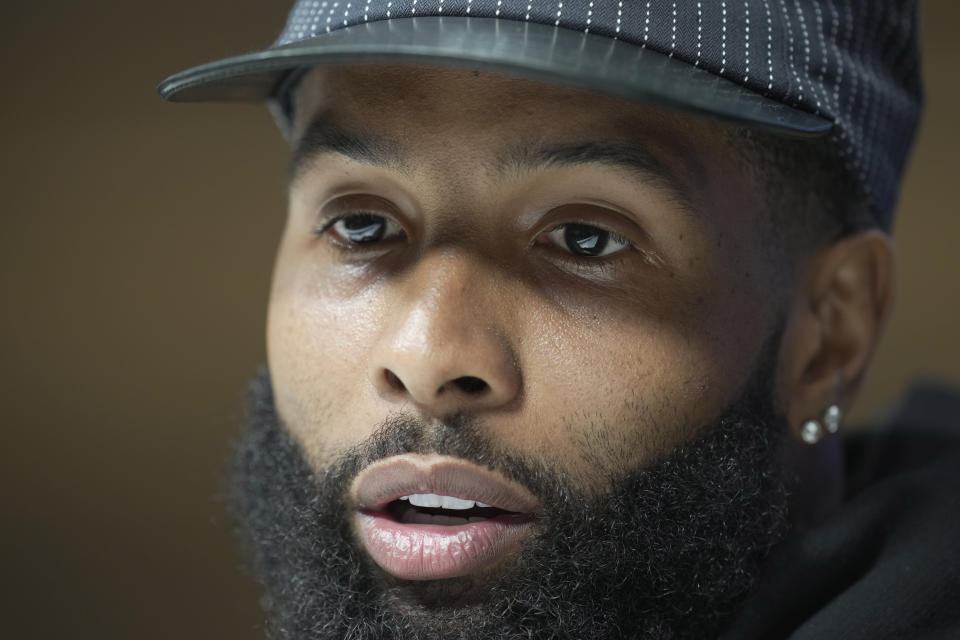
[314,212,406,249]
[314,212,639,269]
[540,223,634,259]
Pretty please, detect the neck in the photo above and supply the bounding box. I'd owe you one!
[784,437,846,529]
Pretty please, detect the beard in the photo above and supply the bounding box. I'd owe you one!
[229,333,791,639]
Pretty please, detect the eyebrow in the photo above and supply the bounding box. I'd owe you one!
[505,141,698,215]
[289,118,697,214]
[288,118,404,186]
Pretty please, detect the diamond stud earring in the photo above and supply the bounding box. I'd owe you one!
[801,419,825,444]
[801,405,843,445]
[823,404,842,434]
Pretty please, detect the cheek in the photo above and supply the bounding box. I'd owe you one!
[510,232,775,486]
[513,302,736,486]
[265,238,387,464]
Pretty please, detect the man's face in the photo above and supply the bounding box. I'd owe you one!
[270,65,782,476]
[249,65,793,637]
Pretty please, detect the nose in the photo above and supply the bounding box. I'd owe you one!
[370,251,522,417]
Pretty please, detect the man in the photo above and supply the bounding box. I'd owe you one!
[160,2,959,638]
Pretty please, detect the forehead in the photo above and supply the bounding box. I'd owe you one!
[288,65,751,223]
[291,64,727,163]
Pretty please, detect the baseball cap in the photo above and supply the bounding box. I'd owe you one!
[158,1,922,227]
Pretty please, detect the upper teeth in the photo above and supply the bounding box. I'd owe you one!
[400,494,491,509]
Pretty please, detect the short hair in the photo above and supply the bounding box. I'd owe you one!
[728,128,878,272]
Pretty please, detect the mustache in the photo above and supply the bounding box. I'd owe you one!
[327,411,563,505]
[237,372,557,511]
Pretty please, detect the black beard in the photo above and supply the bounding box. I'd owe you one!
[229,338,791,639]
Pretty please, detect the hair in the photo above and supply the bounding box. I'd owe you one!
[728,128,878,272]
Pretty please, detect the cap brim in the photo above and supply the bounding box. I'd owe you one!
[158,16,831,137]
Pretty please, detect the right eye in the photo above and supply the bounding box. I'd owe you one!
[319,212,405,248]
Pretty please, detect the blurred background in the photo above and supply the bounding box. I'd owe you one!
[1,2,957,638]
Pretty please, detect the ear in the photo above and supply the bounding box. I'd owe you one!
[779,230,896,440]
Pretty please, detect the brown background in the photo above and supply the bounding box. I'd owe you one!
[1,2,957,638]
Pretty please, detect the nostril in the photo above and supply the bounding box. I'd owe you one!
[383,369,406,392]
[452,376,488,394]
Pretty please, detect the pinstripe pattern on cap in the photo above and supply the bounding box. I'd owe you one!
[273,1,921,227]
[273,1,922,226]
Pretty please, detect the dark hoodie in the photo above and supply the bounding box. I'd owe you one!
[722,383,960,639]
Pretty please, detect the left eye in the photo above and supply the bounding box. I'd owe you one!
[541,223,631,258]
[322,213,405,246]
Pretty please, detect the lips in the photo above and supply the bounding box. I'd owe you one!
[350,455,540,580]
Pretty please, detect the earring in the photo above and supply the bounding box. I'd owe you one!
[823,404,842,434]
[801,419,825,444]
[801,405,843,445]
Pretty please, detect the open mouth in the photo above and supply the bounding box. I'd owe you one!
[385,493,520,526]
[351,455,540,580]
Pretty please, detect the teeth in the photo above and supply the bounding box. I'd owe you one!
[405,493,488,510]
